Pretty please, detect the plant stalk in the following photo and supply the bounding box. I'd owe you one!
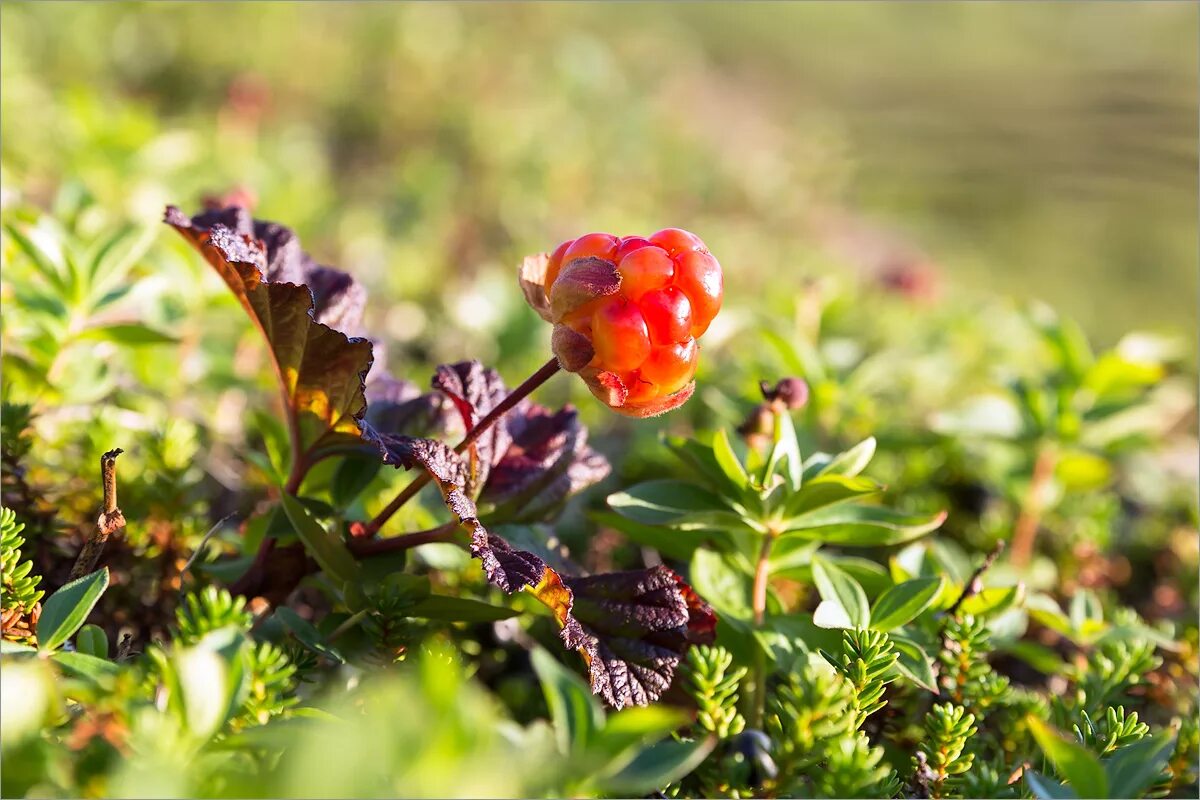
[1010,444,1056,568]
[749,529,776,728]
[69,449,126,581]
[347,521,462,558]
[360,356,561,537]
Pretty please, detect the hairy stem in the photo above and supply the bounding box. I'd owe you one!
[1010,444,1056,567]
[361,356,561,537]
[69,449,125,581]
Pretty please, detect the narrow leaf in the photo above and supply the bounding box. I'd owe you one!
[37,568,109,653]
[279,494,360,585]
[406,594,518,622]
[1027,716,1107,799]
[811,557,869,629]
[870,577,943,631]
[599,736,715,795]
[607,480,728,526]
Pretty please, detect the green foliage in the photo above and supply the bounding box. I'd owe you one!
[940,613,1011,715]
[766,659,863,790]
[681,645,747,739]
[0,8,1196,793]
[1073,706,1149,757]
[174,586,252,645]
[917,703,977,799]
[821,628,898,722]
[1,507,43,644]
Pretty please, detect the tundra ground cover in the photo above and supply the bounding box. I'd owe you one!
[1,4,1196,799]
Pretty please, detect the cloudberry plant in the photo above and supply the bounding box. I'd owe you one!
[535,228,723,416]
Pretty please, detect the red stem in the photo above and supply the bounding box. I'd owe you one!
[347,521,461,558]
[360,356,562,537]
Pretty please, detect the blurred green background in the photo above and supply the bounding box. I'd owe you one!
[3,0,1196,351]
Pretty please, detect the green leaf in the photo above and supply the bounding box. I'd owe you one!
[689,549,752,621]
[763,408,802,491]
[665,436,738,495]
[590,510,716,562]
[75,323,177,346]
[811,556,869,629]
[820,436,877,478]
[37,568,109,653]
[1005,640,1069,675]
[274,607,345,664]
[960,584,1024,618]
[1027,716,1107,799]
[531,647,602,756]
[1026,770,1077,800]
[51,650,121,683]
[407,594,518,622]
[0,640,35,655]
[5,221,70,296]
[598,736,715,795]
[279,493,360,585]
[781,505,946,546]
[888,633,937,692]
[331,455,383,508]
[173,628,250,741]
[870,577,943,631]
[1104,731,1176,798]
[607,480,728,526]
[711,428,749,491]
[75,624,109,659]
[783,474,882,518]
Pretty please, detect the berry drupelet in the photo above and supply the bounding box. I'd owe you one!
[525,228,723,417]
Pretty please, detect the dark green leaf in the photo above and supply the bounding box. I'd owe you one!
[279,493,360,585]
[274,607,345,664]
[51,650,121,683]
[689,549,752,621]
[37,568,109,653]
[331,455,383,508]
[870,577,943,631]
[75,624,109,659]
[782,505,946,546]
[783,474,882,517]
[531,647,602,755]
[1104,731,1176,798]
[889,633,937,692]
[711,428,749,490]
[407,594,518,622]
[1026,770,1077,800]
[607,480,728,526]
[1027,716,1106,799]
[599,736,715,795]
[811,556,869,629]
[589,510,716,562]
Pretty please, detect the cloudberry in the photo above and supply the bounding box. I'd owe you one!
[526,228,723,417]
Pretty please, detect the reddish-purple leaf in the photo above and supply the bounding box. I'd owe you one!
[165,205,372,458]
[562,566,718,709]
[481,402,610,522]
[362,425,712,709]
[431,361,512,492]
